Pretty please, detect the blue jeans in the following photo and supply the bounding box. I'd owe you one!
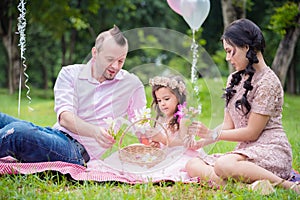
[0,112,86,165]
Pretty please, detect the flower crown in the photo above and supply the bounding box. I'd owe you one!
[149,76,186,95]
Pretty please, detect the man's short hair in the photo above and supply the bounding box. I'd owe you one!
[95,25,127,52]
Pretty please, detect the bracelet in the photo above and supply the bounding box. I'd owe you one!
[211,129,219,140]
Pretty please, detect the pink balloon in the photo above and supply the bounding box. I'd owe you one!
[180,0,210,31]
[167,0,182,15]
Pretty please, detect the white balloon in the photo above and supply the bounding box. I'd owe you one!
[180,0,210,31]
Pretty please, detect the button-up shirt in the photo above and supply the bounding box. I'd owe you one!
[52,61,146,159]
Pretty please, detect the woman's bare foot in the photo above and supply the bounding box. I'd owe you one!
[249,180,275,195]
[278,180,300,194]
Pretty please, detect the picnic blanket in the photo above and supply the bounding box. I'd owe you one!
[0,147,202,183]
[1,147,299,184]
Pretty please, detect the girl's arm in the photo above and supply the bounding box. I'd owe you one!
[148,129,184,147]
[147,118,188,147]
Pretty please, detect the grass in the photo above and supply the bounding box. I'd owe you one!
[0,83,299,199]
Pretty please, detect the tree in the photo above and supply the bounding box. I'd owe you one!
[270,2,300,89]
[220,0,247,72]
[0,0,22,94]
[27,0,133,88]
[28,0,100,88]
[1,0,299,94]
[221,0,247,28]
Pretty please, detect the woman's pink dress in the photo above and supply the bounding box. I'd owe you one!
[203,67,292,179]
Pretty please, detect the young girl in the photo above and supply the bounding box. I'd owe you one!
[145,75,189,147]
[185,19,299,194]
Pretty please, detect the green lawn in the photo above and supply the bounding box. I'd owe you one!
[0,85,299,199]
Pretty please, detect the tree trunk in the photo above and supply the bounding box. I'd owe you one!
[41,64,48,90]
[221,0,246,29]
[61,29,77,67]
[271,4,300,87]
[1,13,21,94]
[221,0,246,72]
[68,28,77,64]
[286,61,295,94]
[61,35,66,66]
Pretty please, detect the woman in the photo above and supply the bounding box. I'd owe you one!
[185,18,299,194]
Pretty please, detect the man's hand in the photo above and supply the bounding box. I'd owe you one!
[59,111,116,148]
[95,127,115,148]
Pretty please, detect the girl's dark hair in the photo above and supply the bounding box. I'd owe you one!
[222,18,265,115]
[151,76,186,131]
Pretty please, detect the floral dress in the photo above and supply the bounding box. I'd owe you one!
[202,67,293,179]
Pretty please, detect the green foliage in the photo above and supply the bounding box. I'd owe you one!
[28,0,103,39]
[123,26,206,82]
[70,17,89,30]
[168,57,191,78]
[232,0,247,11]
[2,0,299,93]
[269,2,299,35]
[212,49,229,77]
[246,0,255,12]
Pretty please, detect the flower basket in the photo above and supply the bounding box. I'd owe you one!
[118,118,168,168]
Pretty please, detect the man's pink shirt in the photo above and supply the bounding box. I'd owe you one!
[52,62,146,160]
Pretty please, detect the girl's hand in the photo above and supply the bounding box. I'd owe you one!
[183,135,197,148]
[184,135,207,150]
[150,132,167,144]
[188,121,210,138]
[145,128,168,145]
[188,139,211,150]
[149,140,161,148]
[145,128,159,137]
[139,136,161,148]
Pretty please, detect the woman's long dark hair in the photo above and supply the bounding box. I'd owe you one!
[222,19,265,115]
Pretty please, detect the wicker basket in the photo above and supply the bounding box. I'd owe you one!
[118,118,168,168]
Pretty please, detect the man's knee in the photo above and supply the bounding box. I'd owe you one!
[2,122,35,137]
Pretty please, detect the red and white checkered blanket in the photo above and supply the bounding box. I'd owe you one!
[2,150,298,184]
[0,149,200,184]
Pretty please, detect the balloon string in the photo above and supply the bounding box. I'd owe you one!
[191,29,199,94]
[17,0,33,117]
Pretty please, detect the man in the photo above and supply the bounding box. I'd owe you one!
[0,25,146,165]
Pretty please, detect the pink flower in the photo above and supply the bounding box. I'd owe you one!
[174,101,187,123]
